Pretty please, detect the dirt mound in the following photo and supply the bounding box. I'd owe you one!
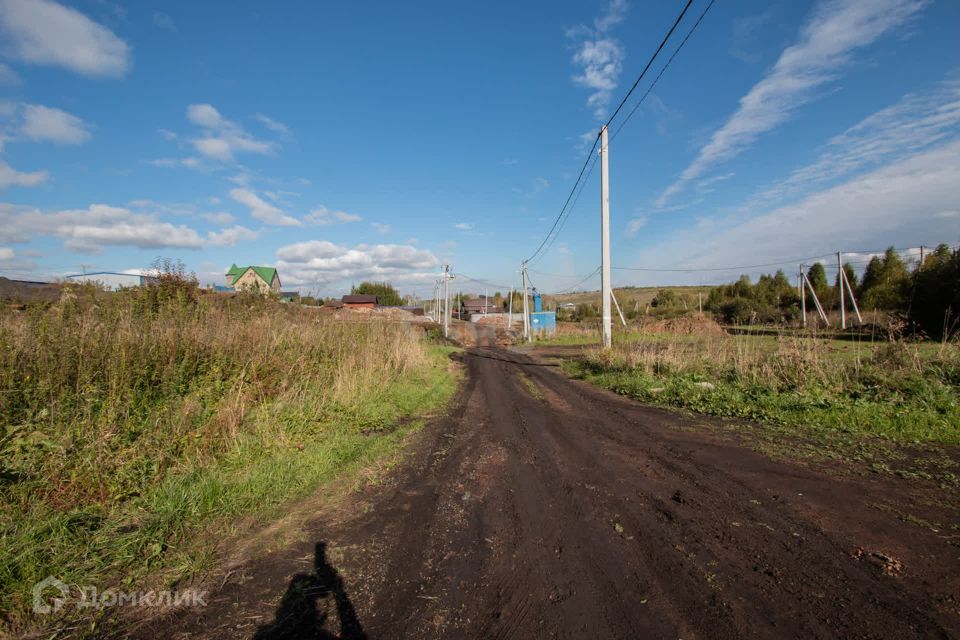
[641,315,726,336]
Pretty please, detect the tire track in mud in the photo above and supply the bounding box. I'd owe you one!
[131,343,959,640]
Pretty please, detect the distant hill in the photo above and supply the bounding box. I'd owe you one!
[546,285,713,312]
[0,277,62,304]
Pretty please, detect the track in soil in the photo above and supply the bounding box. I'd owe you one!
[133,339,960,639]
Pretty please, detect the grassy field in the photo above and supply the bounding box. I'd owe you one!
[551,326,960,482]
[545,285,713,311]
[0,282,458,633]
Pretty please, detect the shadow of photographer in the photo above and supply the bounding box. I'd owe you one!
[253,542,366,640]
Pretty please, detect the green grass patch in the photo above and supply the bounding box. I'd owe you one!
[560,335,960,484]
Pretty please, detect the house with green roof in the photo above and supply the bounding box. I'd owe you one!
[225,264,281,293]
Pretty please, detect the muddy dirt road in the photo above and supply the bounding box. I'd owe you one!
[137,343,960,639]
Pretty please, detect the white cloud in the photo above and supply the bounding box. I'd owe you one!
[152,11,175,31]
[0,0,131,77]
[158,128,177,140]
[0,246,13,261]
[0,63,19,84]
[0,159,47,189]
[568,0,628,119]
[625,216,647,238]
[207,225,257,246]
[202,211,234,224]
[658,0,928,206]
[147,157,202,169]
[276,240,439,286]
[254,113,290,137]
[634,139,960,282]
[228,187,300,226]
[304,205,361,225]
[454,222,474,231]
[0,202,206,252]
[371,222,391,234]
[749,77,960,208]
[593,0,628,32]
[20,104,92,144]
[185,104,273,162]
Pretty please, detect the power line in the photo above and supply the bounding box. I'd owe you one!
[530,153,600,266]
[453,272,513,291]
[524,134,599,264]
[605,0,697,129]
[609,0,717,143]
[547,266,601,295]
[612,253,836,273]
[524,0,701,266]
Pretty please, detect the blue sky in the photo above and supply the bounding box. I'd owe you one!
[0,0,958,298]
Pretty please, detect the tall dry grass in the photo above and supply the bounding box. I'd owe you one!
[0,282,447,628]
[588,332,958,394]
[1,286,425,511]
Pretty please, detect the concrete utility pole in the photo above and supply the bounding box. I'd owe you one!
[611,290,627,327]
[840,263,863,325]
[838,252,846,330]
[521,261,531,342]
[799,265,807,327]
[599,125,612,349]
[443,265,452,339]
[802,272,829,326]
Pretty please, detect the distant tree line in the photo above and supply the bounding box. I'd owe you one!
[351,281,403,306]
[703,244,960,337]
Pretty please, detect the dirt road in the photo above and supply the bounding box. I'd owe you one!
[135,342,960,639]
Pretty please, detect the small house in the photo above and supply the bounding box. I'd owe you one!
[460,296,499,320]
[341,294,378,309]
[226,264,281,293]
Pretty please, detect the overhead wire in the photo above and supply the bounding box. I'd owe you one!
[529,153,599,266]
[547,266,601,296]
[523,135,599,265]
[604,0,697,129]
[523,0,702,266]
[609,0,717,143]
[612,253,836,273]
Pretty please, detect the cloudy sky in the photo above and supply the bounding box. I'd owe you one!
[0,0,958,296]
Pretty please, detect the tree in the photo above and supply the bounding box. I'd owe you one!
[859,247,909,310]
[650,289,677,308]
[909,244,960,338]
[807,263,828,290]
[834,263,858,290]
[351,281,403,306]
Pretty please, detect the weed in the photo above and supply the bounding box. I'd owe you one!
[0,286,457,632]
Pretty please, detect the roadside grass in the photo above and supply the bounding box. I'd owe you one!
[560,332,960,483]
[516,371,544,401]
[0,283,458,632]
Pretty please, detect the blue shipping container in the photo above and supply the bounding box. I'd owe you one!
[529,311,556,336]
